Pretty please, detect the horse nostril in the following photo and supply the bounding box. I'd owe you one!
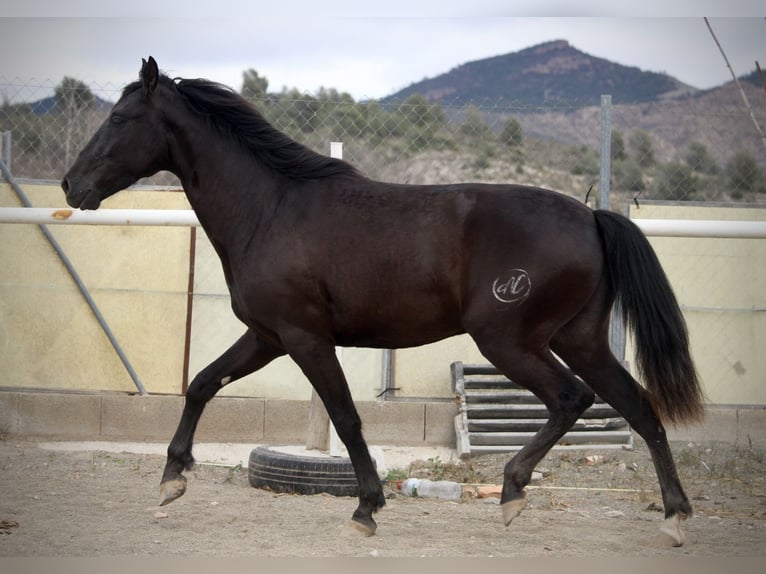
[61,178,69,193]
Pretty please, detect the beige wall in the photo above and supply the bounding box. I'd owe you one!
[1,183,763,407]
[627,203,766,406]
[393,335,485,399]
[0,182,191,394]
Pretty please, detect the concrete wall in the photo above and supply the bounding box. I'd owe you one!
[0,391,458,446]
[1,390,762,448]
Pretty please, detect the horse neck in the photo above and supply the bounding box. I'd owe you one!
[162,106,282,251]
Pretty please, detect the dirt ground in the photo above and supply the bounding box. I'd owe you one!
[0,438,764,557]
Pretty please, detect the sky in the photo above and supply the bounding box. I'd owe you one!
[1,1,765,102]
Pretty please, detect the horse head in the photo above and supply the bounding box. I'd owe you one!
[61,57,168,209]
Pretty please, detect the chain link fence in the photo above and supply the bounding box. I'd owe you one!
[2,76,765,207]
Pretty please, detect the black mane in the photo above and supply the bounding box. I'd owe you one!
[122,76,360,180]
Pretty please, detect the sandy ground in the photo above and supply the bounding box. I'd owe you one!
[0,438,764,557]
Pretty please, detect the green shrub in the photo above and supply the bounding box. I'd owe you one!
[656,161,698,200]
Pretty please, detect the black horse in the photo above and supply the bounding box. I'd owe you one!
[62,57,703,546]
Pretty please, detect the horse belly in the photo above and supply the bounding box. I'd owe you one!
[331,277,465,349]
[336,317,465,349]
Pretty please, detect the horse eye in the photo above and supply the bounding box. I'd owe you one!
[110,114,125,126]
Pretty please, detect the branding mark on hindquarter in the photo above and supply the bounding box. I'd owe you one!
[492,269,531,304]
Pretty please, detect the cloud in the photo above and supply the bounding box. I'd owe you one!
[1,14,763,102]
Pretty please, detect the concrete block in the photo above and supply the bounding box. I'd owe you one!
[263,400,311,444]
[196,397,265,442]
[424,402,459,446]
[357,401,425,445]
[737,407,766,448]
[666,406,739,445]
[101,395,183,441]
[0,392,19,435]
[18,392,101,438]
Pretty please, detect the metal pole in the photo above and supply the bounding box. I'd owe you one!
[705,18,766,154]
[599,95,612,210]
[598,94,624,360]
[1,132,11,170]
[0,159,147,395]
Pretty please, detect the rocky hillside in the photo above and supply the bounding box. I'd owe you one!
[379,40,765,168]
[382,40,698,106]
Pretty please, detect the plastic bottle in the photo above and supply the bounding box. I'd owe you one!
[399,478,462,500]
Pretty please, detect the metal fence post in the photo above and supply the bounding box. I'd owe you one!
[599,95,612,210]
[1,131,10,171]
[599,94,627,363]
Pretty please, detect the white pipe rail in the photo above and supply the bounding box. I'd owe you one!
[632,218,766,239]
[1,208,766,238]
[0,207,200,226]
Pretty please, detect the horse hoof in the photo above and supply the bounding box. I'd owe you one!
[346,518,376,537]
[159,477,187,506]
[654,514,686,547]
[501,496,527,526]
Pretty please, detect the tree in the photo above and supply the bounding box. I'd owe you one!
[656,161,697,200]
[684,141,718,175]
[570,146,599,176]
[399,94,445,128]
[396,94,446,152]
[55,77,95,114]
[55,77,96,168]
[241,69,269,100]
[277,87,320,134]
[613,158,644,191]
[629,129,655,167]
[499,117,523,147]
[315,87,368,139]
[459,105,492,138]
[611,129,626,161]
[725,150,764,193]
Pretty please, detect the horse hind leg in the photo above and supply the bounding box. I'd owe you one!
[159,330,284,506]
[472,336,595,526]
[551,325,692,547]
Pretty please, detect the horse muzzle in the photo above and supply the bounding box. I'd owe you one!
[61,178,102,210]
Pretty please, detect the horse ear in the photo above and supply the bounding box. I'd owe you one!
[140,56,159,95]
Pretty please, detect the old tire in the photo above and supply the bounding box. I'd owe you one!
[248,446,360,497]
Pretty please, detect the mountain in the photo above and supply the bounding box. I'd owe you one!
[382,40,698,106]
[29,94,112,115]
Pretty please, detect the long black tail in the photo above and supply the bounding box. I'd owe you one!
[593,210,704,425]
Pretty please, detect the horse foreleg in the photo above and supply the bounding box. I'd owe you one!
[284,332,385,536]
[159,330,284,506]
